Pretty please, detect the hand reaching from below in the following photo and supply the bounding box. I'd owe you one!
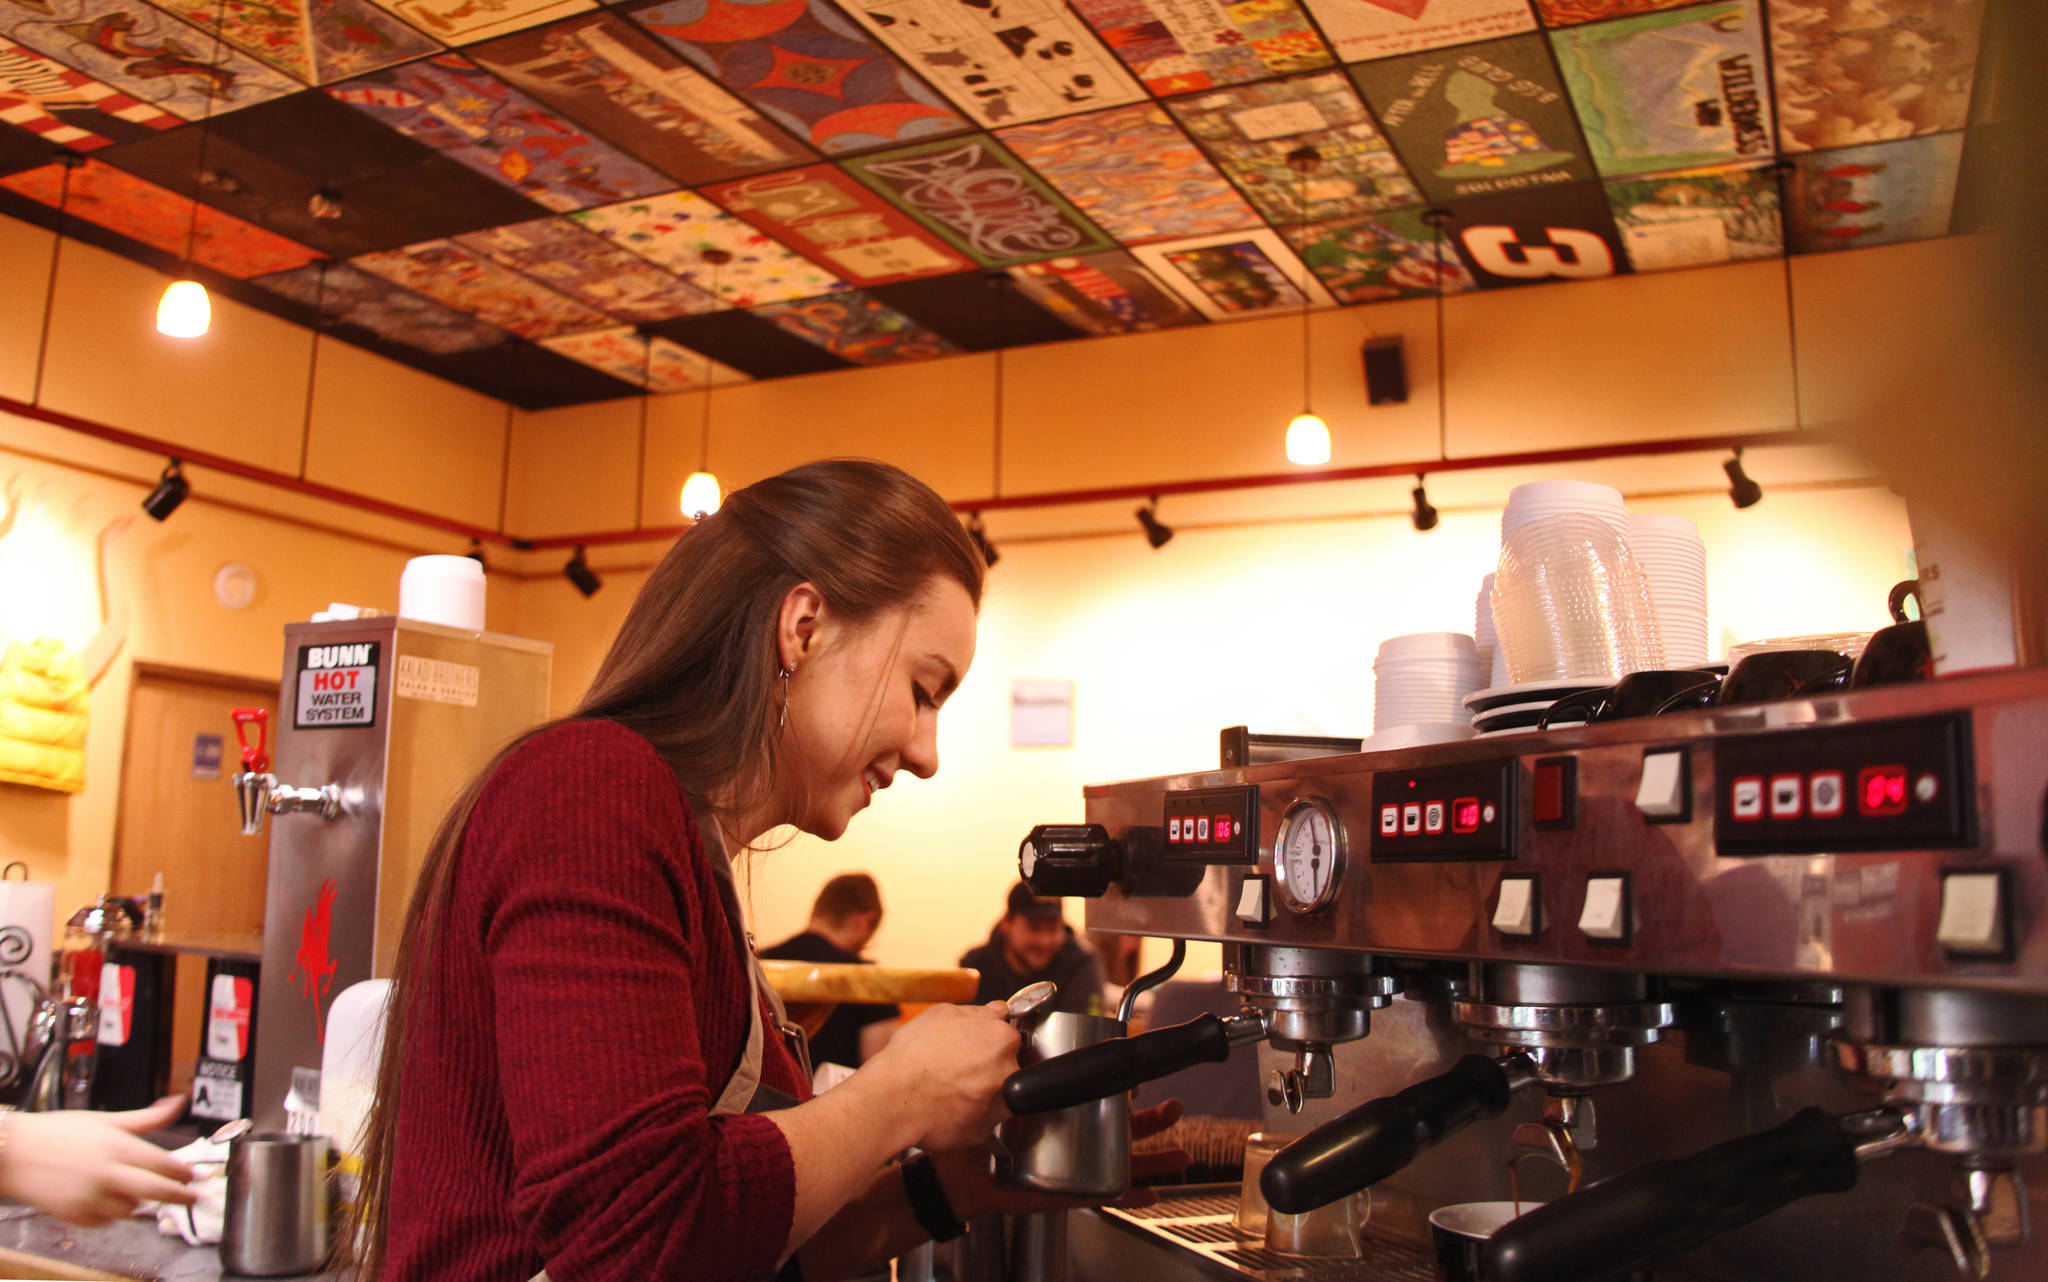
[0,1096,197,1227]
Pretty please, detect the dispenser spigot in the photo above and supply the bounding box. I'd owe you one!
[230,708,341,836]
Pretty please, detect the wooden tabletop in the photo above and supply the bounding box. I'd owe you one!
[757,961,979,1005]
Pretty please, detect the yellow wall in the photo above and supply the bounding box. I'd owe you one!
[0,206,2012,977]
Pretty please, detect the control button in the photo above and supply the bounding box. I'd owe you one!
[1197,817,1211,841]
[1424,801,1446,834]
[1810,771,1844,818]
[1483,803,1496,824]
[1936,871,2007,956]
[1493,876,1539,937]
[1452,797,1481,834]
[1731,776,1764,821]
[1915,772,1940,804]
[1379,805,1400,836]
[1402,803,1422,835]
[1769,773,1803,819]
[1533,757,1575,827]
[1636,749,1689,821]
[1858,765,1908,816]
[1169,817,1183,842]
[1579,876,1630,943]
[1234,876,1271,928]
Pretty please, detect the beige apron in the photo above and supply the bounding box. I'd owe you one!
[530,820,794,1282]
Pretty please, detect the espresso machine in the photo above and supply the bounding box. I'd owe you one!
[1010,668,2048,1282]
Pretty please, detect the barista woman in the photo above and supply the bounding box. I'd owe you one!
[356,461,1180,1282]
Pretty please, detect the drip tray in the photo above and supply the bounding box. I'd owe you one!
[1083,1187,1434,1282]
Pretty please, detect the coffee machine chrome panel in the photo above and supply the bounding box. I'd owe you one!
[1080,670,2047,991]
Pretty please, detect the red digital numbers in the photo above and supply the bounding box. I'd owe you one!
[1856,765,1908,816]
[1452,798,1481,834]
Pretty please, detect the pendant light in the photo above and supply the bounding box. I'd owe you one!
[31,152,81,403]
[157,0,229,338]
[680,249,728,520]
[1283,146,1329,466]
[1410,208,1455,535]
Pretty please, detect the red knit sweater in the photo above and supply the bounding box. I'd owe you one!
[383,720,810,1282]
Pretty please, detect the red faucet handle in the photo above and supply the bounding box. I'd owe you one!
[230,708,270,773]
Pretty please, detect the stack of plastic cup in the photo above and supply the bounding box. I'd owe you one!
[1500,480,1629,544]
[1492,516,1665,683]
[1372,633,1487,739]
[1473,574,1506,689]
[1626,513,1709,667]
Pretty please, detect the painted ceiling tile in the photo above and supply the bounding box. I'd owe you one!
[1550,0,1773,178]
[1533,0,1701,26]
[1427,180,1625,289]
[249,260,508,353]
[0,155,320,273]
[353,237,613,336]
[1006,251,1205,333]
[702,163,968,284]
[1163,72,1419,224]
[837,0,1144,128]
[841,133,1115,266]
[1067,0,1332,96]
[1604,161,1780,272]
[1297,0,1534,64]
[623,0,969,156]
[326,53,677,211]
[1769,0,1984,154]
[0,0,301,119]
[1287,205,1473,302]
[0,32,181,149]
[540,324,749,387]
[749,288,958,364]
[369,0,594,45]
[996,102,1260,244]
[1351,33,1591,204]
[1785,134,1962,254]
[1127,226,1331,320]
[468,13,815,185]
[149,0,439,85]
[457,215,720,319]
[570,188,850,304]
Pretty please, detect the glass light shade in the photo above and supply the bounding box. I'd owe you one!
[680,470,722,519]
[1286,413,1331,465]
[156,279,210,338]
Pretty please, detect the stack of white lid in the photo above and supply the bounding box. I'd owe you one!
[1474,574,1505,689]
[1626,513,1709,667]
[1500,480,1630,543]
[1371,632,1486,745]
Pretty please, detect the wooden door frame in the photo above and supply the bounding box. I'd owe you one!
[108,663,280,877]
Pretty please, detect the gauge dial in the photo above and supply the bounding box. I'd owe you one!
[1274,798,1344,914]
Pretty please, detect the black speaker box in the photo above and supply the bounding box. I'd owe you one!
[1362,336,1408,405]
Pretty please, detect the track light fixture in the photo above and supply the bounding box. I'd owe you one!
[141,458,190,521]
[564,544,602,597]
[966,512,999,568]
[1410,474,1439,532]
[465,538,487,569]
[1725,448,1763,509]
[1136,497,1174,549]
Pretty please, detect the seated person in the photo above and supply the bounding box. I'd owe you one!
[761,873,900,1069]
[959,883,1102,1015]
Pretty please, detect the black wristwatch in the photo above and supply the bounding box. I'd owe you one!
[900,1153,967,1243]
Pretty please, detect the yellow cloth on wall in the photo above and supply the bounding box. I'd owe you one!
[0,640,88,793]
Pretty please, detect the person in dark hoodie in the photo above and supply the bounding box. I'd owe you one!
[958,882,1104,1015]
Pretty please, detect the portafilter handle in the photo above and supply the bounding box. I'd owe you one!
[1261,1053,1536,1215]
[1481,1106,1886,1282]
[1000,1011,1265,1116]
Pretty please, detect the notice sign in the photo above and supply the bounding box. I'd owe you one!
[395,654,480,707]
[295,641,380,729]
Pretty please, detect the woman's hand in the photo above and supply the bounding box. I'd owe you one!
[935,1099,1192,1221]
[0,1096,197,1227]
[856,1002,1020,1152]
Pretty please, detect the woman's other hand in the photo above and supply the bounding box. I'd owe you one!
[0,1096,198,1227]
[859,1002,1019,1152]
[936,1099,1190,1221]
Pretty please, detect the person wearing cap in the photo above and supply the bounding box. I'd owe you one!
[958,882,1104,1015]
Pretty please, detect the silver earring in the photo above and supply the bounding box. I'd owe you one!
[778,664,791,732]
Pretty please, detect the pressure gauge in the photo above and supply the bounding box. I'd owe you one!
[1273,798,1344,914]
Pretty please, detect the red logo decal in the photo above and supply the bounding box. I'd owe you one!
[289,877,339,1042]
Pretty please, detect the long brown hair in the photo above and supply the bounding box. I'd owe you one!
[350,459,984,1278]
